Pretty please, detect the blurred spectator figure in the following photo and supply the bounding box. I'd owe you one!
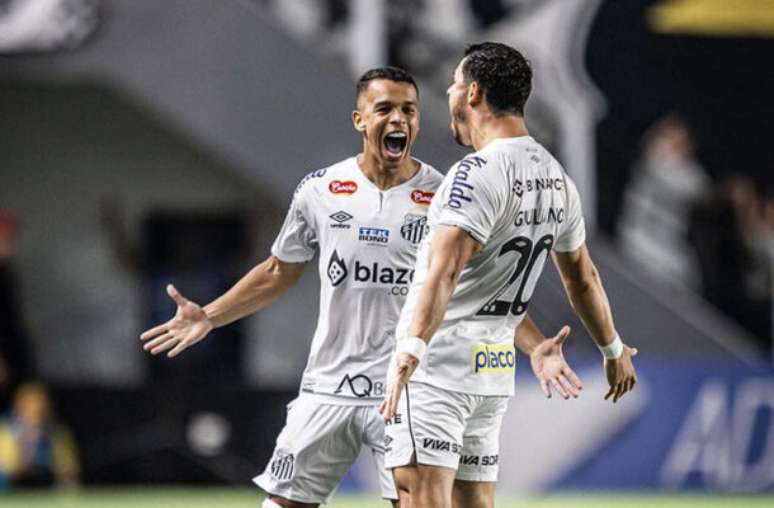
[618,114,709,289]
[0,210,32,412]
[0,382,79,489]
[690,176,773,351]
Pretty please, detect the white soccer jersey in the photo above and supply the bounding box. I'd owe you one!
[272,157,443,403]
[396,136,586,396]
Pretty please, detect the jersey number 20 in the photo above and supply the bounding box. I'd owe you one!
[476,234,554,317]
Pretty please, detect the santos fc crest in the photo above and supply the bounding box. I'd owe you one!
[401,214,428,245]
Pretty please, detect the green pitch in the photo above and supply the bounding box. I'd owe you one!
[1,488,773,507]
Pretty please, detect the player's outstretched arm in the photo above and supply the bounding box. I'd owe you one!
[380,225,480,420]
[514,317,583,400]
[551,245,638,403]
[139,256,305,358]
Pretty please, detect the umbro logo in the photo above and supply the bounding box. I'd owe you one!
[329,211,353,229]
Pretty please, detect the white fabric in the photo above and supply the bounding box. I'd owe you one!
[396,336,427,361]
[254,394,398,503]
[396,136,586,396]
[272,157,442,402]
[599,333,624,359]
[384,381,508,481]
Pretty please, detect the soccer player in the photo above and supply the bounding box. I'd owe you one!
[380,43,639,508]
[140,67,441,508]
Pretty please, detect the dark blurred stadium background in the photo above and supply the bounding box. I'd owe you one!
[1,0,774,505]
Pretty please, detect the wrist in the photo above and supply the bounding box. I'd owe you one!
[598,333,624,360]
[396,336,427,362]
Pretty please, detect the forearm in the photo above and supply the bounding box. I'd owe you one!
[203,256,302,328]
[513,315,546,355]
[407,265,459,341]
[563,270,616,347]
[407,226,477,342]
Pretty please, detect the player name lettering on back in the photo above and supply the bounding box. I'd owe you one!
[514,207,565,227]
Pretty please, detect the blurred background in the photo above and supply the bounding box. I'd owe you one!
[1,0,773,504]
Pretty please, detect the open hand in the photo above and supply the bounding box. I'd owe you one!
[530,325,583,399]
[139,284,213,358]
[604,345,638,403]
[379,352,419,421]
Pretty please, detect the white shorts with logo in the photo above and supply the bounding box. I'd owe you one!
[253,394,398,504]
[384,381,509,482]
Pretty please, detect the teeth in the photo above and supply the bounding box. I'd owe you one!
[386,132,407,139]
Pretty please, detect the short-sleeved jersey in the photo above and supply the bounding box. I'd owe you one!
[396,137,586,396]
[272,157,443,404]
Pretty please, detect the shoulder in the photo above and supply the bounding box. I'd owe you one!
[293,157,356,198]
[414,160,445,190]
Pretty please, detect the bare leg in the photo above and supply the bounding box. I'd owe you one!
[267,495,318,508]
[394,464,456,508]
[452,479,495,508]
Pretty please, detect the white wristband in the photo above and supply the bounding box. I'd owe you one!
[396,336,427,362]
[598,334,624,360]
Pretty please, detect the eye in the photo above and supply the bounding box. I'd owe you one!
[403,106,416,114]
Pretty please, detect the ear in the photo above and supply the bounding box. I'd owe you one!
[467,81,483,108]
[352,110,366,133]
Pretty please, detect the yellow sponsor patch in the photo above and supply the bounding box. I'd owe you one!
[472,343,516,373]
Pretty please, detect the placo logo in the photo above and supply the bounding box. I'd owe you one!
[472,343,516,373]
[411,190,434,205]
[329,180,358,195]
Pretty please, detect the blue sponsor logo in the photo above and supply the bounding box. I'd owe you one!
[358,227,390,244]
[448,155,486,209]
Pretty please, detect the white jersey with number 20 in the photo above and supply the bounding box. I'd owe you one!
[396,136,586,396]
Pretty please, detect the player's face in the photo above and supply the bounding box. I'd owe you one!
[447,60,472,147]
[353,79,420,168]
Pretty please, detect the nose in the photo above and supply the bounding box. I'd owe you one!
[388,108,406,125]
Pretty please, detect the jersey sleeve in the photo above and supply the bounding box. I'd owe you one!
[554,173,586,252]
[271,183,318,263]
[436,156,503,246]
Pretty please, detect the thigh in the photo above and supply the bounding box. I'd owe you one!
[384,382,469,473]
[394,463,457,508]
[452,479,496,508]
[456,396,509,483]
[253,398,363,504]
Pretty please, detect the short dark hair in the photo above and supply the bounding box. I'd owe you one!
[355,66,419,105]
[462,42,532,117]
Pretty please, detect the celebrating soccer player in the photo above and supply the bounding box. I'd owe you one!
[380,43,638,508]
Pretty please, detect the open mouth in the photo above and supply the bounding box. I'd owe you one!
[383,132,408,161]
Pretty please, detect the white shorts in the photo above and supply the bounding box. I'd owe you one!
[384,381,509,482]
[253,394,398,504]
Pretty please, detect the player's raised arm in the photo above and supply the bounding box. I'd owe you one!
[139,257,306,358]
[514,317,583,400]
[551,245,638,403]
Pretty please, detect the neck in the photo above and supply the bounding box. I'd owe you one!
[470,113,529,151]
[357,152,419,190]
